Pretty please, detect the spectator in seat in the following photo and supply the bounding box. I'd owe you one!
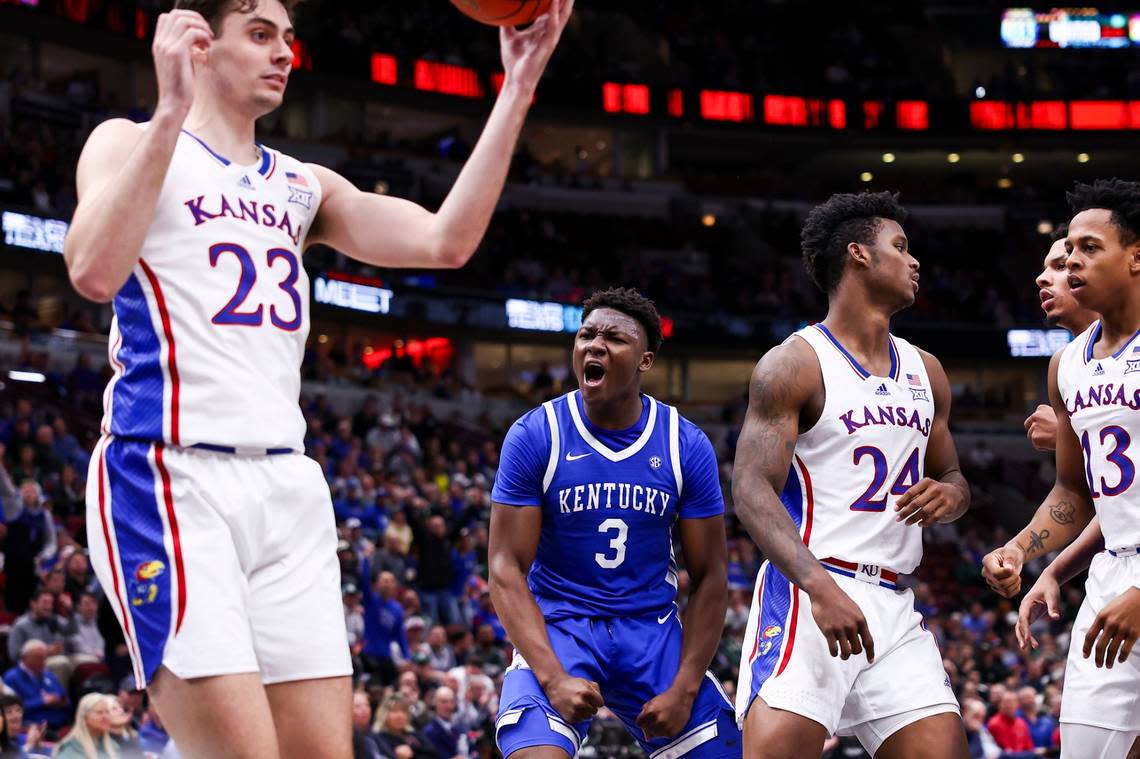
[1017,686,1055,749]
[373,695,437,759]
[52,693,116,758]
[351,691,384,759]
[986,692,1034,753]
[0,694,45,757]
[8,591,67,664]
[2,640,69,733]
[421,686,465,758]
[66,593,104,663]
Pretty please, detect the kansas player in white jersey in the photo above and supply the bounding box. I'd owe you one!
[62,0,574,756]
[732,192,971,759]
[984,179,1140,758]
[489,288,741,759]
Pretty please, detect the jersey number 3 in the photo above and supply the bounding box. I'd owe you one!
[210,243,302,330]
[595,518,628,568]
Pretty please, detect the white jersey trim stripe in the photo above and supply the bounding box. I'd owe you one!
[566,390,658,462]
[542,401,560,493]
[668,404,684,496]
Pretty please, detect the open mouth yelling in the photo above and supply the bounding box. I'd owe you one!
[583,361,606,388]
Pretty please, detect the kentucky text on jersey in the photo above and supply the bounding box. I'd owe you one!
[1065,383,1140,414]
[558,482,672,515]
[839,405,932,437]
[183,194,305,246]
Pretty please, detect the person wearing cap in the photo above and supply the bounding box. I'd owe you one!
[343,583,364,656]
[405,617,428,660]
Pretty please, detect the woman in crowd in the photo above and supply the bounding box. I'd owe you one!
[53,694,117,759]
[372,695,438,759]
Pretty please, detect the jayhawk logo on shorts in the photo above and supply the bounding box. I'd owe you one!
[759,624,782,656]
[129,560,166,606]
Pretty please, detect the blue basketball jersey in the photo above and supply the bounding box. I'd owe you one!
[493,390,724,620]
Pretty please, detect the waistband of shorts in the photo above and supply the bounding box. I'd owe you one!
[1107,544,1140,557]
[819,557,901,590]
[103,436,295,457]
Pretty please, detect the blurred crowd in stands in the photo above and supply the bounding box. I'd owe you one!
[0,329,1082,757]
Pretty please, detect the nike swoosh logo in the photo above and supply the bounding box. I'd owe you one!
[657,609,675,625]
[565,452,593,461]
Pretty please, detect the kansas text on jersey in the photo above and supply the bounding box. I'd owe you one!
[1058,321,1140,549]
[100,128,321,453]
[785,325,934,574]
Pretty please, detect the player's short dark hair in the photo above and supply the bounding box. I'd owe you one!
[1067,179,1140,247]
[582,287,663,353]
[174,0,300,34]
[801,191,909,293]
[1050,222,1069,242]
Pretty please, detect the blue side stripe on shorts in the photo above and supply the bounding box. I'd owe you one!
[750,563,791,692]
[105,439,172,683]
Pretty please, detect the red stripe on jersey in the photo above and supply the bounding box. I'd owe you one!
[153,444,188,634]
[776,585,800,677]
[138,261,181,445]
[796,456,814,546]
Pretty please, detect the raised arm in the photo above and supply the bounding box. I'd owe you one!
[306,0,574,269]
[488,504,603,723]
[894,350,970,526]
[983,352,1096,597]
[64,11,211,302]
[732,338,875,662]
[636,515,728,741]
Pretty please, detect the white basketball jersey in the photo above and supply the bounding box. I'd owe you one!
[100,127,321,453]
[783,325,935,574]
[1057,321,1140,549]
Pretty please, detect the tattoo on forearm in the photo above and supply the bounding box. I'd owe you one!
[1050,500,1075,525]
[1021,529,1051,556]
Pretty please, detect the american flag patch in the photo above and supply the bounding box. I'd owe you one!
[907,373,922,386]
[285,171,308,187]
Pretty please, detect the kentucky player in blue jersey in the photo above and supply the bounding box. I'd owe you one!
[489,288,741,759]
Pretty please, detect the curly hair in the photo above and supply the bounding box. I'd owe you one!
[1067,179,1140,247]
[800,191,909,293]
[582,287,663,353]
[174,0,301,34]
[1050,222,1069,243]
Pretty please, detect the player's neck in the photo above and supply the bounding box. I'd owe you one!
[582,390,643,430]
[183,95,260,165]
[1094,296,1140,346]
[821,300,892,358]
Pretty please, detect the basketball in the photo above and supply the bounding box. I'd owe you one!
[448,0,552,26]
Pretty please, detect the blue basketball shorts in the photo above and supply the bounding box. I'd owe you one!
[496,609,741,758]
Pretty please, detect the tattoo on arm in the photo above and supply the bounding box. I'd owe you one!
[1050,500,1075,525]
[1021,529,1051,556]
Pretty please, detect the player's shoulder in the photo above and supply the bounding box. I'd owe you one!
[748,331,821,404]
[506,394,567,439]
[79,118,145,161]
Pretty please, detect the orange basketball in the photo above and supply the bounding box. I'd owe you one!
[448,0,552,26]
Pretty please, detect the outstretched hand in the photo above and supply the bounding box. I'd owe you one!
[499,0,574,95]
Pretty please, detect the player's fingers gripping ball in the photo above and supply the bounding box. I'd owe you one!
[450,0,551,25]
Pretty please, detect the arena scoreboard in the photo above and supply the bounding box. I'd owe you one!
[1002,8,1140,48]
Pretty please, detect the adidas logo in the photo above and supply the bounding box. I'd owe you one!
[875,383,890,396]
[238,175,254,190]
[1093,363,1105,376]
